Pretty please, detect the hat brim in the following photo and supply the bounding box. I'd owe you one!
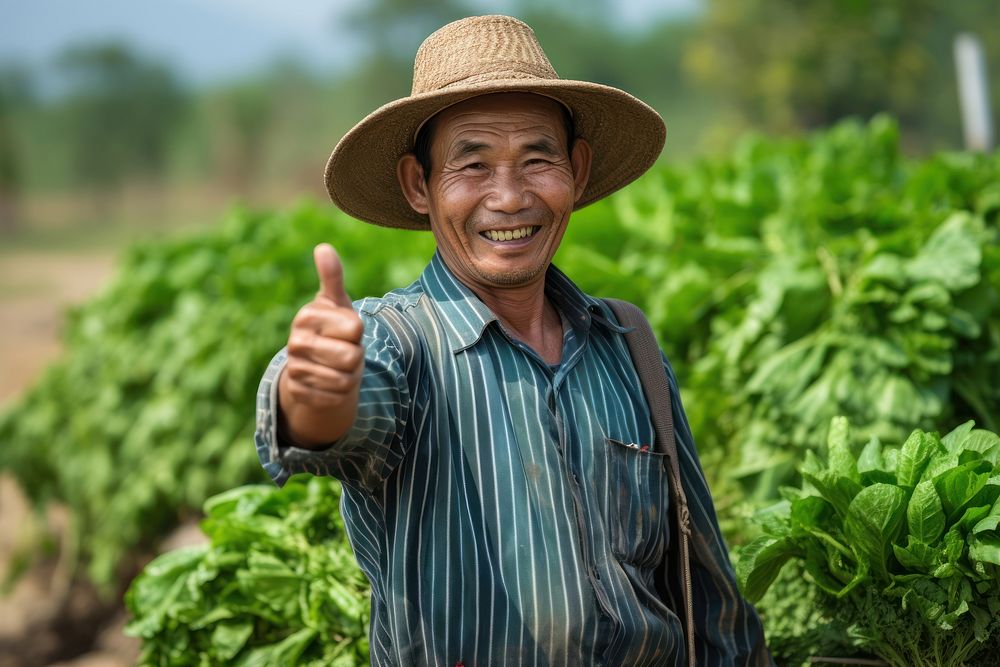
[324,79,666,230]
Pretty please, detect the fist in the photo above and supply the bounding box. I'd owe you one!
[281,243,365,410]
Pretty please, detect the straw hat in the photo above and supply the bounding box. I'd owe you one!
[325,14,666,230]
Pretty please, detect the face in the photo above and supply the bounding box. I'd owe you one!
[397,92,592,291]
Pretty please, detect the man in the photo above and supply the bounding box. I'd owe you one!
[255,15,771,666]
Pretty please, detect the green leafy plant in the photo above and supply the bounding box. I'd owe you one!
[3,117,998,660]
[0,202,433,587]
[750,562,858,667]
[738,417,1000,666]
[124,475,370,666]
[560,117,1000,512]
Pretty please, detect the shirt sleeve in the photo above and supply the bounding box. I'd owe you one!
[661,353,774,667]
[254,303,420,492]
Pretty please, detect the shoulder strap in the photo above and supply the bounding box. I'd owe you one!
[603,298,696,667]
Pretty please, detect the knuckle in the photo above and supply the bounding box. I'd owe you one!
[287,382,311,403]
[339,370,361,392]
[292,304,317,326]
[327,372,348,392]
[284,359,303,379]
[345,345,364,369]
[286,332,310,356]
[345,316,364,340]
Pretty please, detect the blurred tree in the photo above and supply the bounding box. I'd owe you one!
[685,0,1000,151]
[0,64,33,233]
[208,81,274,196]
[513,9,692,105]
[515,0,612,27]
[53,41,188,211]
[499,5,711,157]
[205,58,331,198]
[324,2,713,159]
[343,0,474,108]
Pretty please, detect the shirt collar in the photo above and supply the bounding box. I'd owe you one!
[418,251,630,354]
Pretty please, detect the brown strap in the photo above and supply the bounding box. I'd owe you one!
[603,298,696,667]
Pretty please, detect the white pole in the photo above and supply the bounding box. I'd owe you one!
[954,33,994,152]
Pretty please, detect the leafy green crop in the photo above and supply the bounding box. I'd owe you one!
[2,116,998,662]
[750,562,859,667]
[738,417,1000,666]
[559,117,1000,510]
[125,475,370,666]
[0,202,433,587]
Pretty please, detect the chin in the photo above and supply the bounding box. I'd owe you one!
[475,262,546,286]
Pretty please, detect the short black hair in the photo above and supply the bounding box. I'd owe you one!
[413,102,576,181]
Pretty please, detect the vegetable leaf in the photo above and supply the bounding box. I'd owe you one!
[907,480,946,545]
[844,483,908,580]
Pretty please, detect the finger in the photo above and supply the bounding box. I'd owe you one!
[314,243,353,308]
[294,305,364,343]
[285,356,361,394]
[283,379,357,410]
[288,331,364,372]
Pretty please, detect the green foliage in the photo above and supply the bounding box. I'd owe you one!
[738,419,1000,666]
[3,116,999,660]
[559,117,1000,511]
[0,202,433,587]
[750,561,859,667]
[124,475,370,666]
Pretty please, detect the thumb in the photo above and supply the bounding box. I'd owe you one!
[313,243,353,308]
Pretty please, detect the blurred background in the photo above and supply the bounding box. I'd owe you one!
[2,0,997,399]
[1,1,998,665]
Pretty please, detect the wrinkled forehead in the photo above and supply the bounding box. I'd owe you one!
[420,92,575,159]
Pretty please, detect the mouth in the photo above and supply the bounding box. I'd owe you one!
[479,225,541,243]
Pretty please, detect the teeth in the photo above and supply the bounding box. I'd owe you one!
[484,226,536,242]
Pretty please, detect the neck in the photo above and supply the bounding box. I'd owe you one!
[457,267,564,365]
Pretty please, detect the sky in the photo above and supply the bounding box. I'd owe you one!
[1,0,700,87]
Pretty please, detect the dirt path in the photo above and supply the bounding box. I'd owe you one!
[0,251,116,405]
[0,250,134,667]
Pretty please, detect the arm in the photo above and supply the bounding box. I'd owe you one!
[661,354,773,667]
[255,307,416,491]
[278,243,364,447]
[253,243,416,491]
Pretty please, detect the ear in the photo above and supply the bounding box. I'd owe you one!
[397,153,430,215]
[569,138,593,204]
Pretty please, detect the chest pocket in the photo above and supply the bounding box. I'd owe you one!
[604,437,671,569]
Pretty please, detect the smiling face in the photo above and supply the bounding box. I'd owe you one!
[397,92,592,292]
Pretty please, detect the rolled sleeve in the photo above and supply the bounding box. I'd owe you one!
[253,304,417,491]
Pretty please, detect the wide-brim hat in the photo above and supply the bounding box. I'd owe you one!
[325,14,666,230]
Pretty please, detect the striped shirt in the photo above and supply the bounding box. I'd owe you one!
[255,252,771,666]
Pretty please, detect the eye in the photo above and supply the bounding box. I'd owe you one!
[463,162,487,171]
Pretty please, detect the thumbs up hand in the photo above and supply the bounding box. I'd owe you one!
[278,243,365,447]
[313,242,355,309]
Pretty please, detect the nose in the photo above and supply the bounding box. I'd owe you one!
[484,167,531,214]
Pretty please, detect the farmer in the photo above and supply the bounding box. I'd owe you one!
[254,14,771,666]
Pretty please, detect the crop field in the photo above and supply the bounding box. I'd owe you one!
[1,117,998,666]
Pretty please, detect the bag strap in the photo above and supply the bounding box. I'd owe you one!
[603,298,696,667]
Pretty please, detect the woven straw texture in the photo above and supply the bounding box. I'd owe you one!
[325,15,666,230]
